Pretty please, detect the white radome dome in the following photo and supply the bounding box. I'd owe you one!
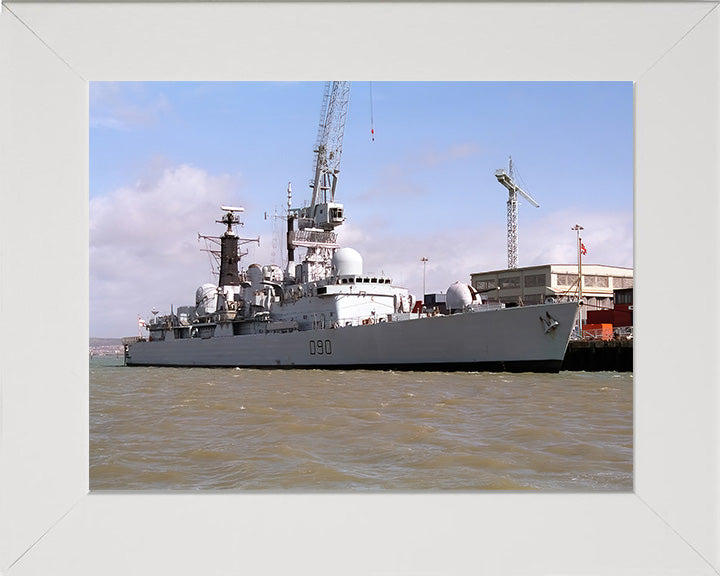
[332,247,363,277]
[446,282,474,311]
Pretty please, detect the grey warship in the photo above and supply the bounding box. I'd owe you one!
[124,82,578,372]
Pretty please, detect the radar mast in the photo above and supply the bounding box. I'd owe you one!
[198,206,259,287]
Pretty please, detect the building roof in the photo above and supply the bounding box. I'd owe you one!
[471,263,633,276]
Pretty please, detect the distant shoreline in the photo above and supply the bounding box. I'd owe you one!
[90,337,123,356]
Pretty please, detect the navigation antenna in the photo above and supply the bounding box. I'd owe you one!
[495,156,540,269]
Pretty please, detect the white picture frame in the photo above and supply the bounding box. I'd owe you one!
[1,2,718,574]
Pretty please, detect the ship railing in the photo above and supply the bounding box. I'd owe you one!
[333,312,410,328]
[333,307,504,329]
[288,229,339,248]
[581,328,610,340]
[579,326,634,341]
[466,302,505,312]
[613,326,633,340]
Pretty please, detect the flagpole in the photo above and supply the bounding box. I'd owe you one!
[572,225,584,337]
[421,257,428,304]
[572,224,584,302]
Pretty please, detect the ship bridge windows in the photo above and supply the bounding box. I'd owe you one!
[343,276,389,285]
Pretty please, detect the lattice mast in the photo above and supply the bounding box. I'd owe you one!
[495,156,540,269]
[287,81,351,281]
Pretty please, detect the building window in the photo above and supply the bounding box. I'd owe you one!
[616,291,633,305]
[613,276,634,289]
[500,276,520,289]
[524,273,546,288]
[556,273,578,286]
[584,275,609,288]
[475,279,497,291]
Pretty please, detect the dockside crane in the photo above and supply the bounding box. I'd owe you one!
[287,81,351,282]
[495,156,540,270]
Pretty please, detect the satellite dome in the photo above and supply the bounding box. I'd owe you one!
[446,282,474,312]
[332,247,363,277]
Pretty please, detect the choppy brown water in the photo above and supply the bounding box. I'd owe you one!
[90,356,632,491]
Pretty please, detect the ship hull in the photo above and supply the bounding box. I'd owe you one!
[125,301,578,373]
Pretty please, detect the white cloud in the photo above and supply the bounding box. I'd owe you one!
[522,209,634,269]
[90,164,265,337]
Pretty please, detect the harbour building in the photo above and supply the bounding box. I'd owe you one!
[470,264,633,323]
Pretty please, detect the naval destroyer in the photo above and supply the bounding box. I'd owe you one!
[123,82,578,372]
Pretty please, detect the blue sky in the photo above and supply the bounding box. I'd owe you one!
[90,81,633,337]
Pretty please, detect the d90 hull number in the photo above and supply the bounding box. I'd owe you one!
[309,339,333,355]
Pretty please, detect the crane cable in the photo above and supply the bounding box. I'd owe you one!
[370,81,375,141]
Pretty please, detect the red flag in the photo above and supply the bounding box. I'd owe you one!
[581,242,587,255]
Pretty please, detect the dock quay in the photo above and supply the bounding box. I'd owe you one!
[562,339,632,372]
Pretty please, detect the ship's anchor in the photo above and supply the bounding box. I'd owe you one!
[540,312,559,333]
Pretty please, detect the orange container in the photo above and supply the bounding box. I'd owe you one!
[582,323,614,340]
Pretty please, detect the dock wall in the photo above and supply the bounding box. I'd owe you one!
[562,340,633,372]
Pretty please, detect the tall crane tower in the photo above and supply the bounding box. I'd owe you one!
[287,81,351,282]
[495,156,540,269]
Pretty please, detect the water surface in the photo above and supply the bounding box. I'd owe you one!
[90,356,632,491]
